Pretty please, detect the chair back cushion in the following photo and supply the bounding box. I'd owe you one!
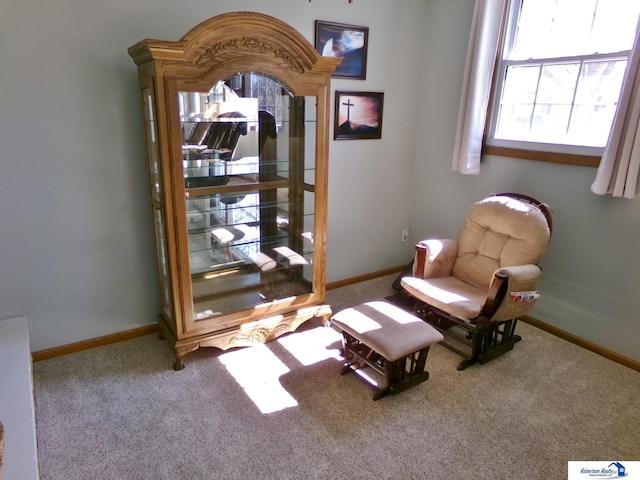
[452,195,551,290]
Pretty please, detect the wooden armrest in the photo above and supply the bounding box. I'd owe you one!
[479,272,509,319]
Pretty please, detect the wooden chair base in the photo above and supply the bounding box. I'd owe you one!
[331,300,443,400]
[416,303,521,370]
[386,292,522,370]
[339,331,432,400]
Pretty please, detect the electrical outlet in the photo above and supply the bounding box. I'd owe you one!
[401,228,409,242]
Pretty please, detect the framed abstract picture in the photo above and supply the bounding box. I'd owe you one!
[315,20,369,79]
[334,91,384,140]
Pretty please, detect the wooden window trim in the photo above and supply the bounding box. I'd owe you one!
[482,145,600,168]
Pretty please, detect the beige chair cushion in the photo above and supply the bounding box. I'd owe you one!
[331,301,444,361]
[401,276,488,321]
[452,195,550,290]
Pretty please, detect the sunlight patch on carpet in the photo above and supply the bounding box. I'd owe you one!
[218,326,343,414]
[218,344,298,414]
[277,326,343,366]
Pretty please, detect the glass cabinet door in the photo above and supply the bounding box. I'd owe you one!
[178,73,317,321]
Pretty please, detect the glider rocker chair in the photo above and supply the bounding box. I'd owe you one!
[399,193,553,370]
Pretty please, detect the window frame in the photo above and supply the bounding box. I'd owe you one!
[483,0,638,168]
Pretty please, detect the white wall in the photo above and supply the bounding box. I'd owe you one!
[0,0,426,351]
[415,0,640,362]
[2,0,638,363]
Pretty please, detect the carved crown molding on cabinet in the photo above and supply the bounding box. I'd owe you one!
[196,38,305,73]
[128,12,338,81]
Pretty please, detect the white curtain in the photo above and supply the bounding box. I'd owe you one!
[591,23,640,199]
[452,0,507,175]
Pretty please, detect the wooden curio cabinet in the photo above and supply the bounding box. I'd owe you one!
[128,12,340,369]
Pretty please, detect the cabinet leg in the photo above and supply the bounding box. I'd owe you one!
[173,357,185,371]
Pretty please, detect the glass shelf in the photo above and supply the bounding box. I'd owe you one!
[177,82,317,320]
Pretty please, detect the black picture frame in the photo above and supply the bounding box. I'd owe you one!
[315,20,369,80]
[334,91,384,140]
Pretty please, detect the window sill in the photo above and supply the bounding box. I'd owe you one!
[482,145,600,168]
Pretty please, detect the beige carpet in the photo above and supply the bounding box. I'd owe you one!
[32,275,640,479]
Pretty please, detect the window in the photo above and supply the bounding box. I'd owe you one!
[227,73,286,127]
[247,74,283,123]
[487,0,640,157]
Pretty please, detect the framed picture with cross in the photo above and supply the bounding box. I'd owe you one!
[334,91,384,140]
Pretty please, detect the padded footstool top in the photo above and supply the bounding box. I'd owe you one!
[331,301,444,361]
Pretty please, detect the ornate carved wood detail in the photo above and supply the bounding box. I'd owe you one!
[164,305,333,369]
[180,12,321,74]
[228,323,299,347]
[200,305,332,351]
[196,37,305,73]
